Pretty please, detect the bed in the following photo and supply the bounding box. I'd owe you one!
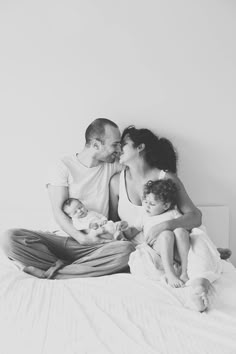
[0,206,236,354]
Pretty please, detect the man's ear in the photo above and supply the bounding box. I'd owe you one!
[92,139,102,150]
[137,143,145,152]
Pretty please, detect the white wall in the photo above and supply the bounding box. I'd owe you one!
[0,1,235,264]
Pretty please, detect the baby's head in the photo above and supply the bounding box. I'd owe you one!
[142,179,178,216]
[62,198,88,219]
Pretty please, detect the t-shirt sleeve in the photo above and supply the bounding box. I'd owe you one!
[46,159,69,187]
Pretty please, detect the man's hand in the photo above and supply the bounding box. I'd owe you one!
[145,221,168,246]
[79,230,114,245]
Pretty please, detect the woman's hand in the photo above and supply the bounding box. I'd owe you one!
[145,221,169,246]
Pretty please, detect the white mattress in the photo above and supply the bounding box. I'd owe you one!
[0,250,236,354]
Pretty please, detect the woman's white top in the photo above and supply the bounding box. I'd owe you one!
[118,169,167,226]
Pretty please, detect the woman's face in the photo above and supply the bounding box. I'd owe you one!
[119,135,139,165]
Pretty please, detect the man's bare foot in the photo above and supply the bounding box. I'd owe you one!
[180,272,189,284]
[166,273,184,288]
[217,248,232,260]
[23,266,46,278]
[24,260,65,279]
[185,278,211,312]
[44,259,65,278]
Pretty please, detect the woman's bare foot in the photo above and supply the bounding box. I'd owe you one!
[217,248,232,260]
[186,278,211,312]
[180,272,189,284]
[166,272,184,288]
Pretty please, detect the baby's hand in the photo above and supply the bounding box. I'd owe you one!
[100,219,108,226]
[89,222,99,230]
[86,230,112,244]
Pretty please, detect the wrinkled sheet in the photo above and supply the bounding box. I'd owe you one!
[0,251,236,354]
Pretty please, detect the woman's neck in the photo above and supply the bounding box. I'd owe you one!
[126,160,159,181]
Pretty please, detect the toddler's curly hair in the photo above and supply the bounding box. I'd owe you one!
[143,179,178,209]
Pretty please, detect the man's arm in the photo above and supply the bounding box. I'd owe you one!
[48,185,108,245]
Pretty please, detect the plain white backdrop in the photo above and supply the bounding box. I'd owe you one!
[0,0,235,265]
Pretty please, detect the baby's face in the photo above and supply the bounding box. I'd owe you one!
[142,193,167,216]
[65,200,88,218]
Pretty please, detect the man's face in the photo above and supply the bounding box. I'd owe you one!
[98,125,121,163]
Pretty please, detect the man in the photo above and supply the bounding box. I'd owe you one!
[2,118,135,279]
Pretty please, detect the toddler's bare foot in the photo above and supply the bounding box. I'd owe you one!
[180,272,189,284]
[166,273,184,288]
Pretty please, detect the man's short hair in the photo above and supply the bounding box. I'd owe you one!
[85,118,118,145]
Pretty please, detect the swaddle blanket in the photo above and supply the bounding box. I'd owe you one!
[128,226,223,284]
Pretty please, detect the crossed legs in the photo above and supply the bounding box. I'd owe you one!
[1,228,135,279]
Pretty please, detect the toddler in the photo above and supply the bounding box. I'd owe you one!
[137,179,190,287]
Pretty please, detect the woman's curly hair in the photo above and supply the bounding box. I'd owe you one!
[143,179,178,209]
[121,126,178,173]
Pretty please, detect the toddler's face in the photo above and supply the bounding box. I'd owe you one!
[65,200,88,218]
[142,193,167,216]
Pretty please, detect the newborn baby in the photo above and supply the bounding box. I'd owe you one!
[63,198,128,240]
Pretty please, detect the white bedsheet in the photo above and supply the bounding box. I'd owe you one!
[0,251,236,354]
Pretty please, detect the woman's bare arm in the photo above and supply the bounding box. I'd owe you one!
[167,172,202,229]
[109,173,121,221]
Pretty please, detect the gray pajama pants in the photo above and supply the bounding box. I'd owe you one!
[2,229,135,279]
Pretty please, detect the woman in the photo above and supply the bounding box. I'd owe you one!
[109,126,222,312]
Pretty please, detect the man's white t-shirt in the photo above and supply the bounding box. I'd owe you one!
[47,154,122,235]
